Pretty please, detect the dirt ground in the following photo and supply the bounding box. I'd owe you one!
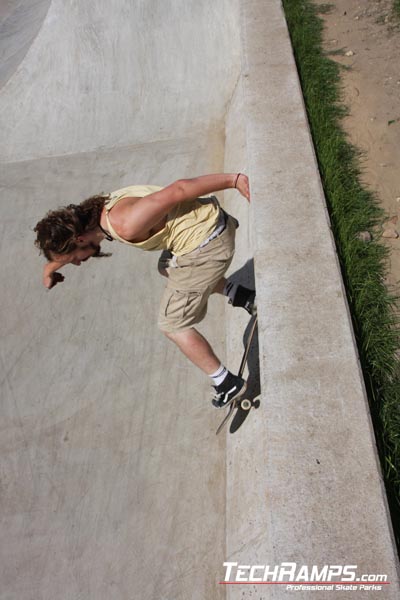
[315,0,400,290]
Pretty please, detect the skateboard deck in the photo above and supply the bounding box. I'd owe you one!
[216,315,258,435]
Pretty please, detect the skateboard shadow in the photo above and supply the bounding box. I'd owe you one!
[230,315,261,433]
[227,259,261,434]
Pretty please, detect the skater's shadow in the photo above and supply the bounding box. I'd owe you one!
[228,257,256,290]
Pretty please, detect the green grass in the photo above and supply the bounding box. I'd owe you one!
[395,0,400,18]
[282,0,400,553]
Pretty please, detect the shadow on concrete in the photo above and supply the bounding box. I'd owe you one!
[227,258,261,434]
[227,257,256,290]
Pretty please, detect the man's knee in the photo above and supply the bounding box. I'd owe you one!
[159,327,187,341]
[160,328,174,340]
[159,326,184,342]
[159,327,196,342]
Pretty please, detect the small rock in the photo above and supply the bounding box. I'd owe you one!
[356,231,372,242]
[345,50,355,56]
[382,216,399,239]
[382,229,399,239]
[396,197,400,202]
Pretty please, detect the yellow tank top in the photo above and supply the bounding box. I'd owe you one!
[104,185,220,256]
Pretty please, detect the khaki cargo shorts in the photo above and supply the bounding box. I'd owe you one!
[157,214,238,333]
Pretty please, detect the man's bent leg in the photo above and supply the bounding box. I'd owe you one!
[162,327,246,408]
[162,328,221,375]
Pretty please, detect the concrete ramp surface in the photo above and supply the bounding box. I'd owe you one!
[0,1,241,598]
[0,0,51,89]
[1,1,399,599]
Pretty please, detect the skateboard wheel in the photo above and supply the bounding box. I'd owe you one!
[240,399,252,411]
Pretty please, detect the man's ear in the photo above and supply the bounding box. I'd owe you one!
[75,235,87,244]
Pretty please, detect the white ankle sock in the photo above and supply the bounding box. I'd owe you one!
[209,365,228,386]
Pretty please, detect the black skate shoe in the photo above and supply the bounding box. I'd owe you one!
[211,372,247,409]
[228,284,257,316]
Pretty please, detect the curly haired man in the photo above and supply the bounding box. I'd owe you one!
[34,173,256,408]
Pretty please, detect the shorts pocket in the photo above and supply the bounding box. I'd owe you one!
[158,287,207,331]
[164,289,202,319]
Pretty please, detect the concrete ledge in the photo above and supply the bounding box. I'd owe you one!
[222,0,400,597]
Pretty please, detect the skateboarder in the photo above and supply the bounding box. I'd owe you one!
[34,173,256,408]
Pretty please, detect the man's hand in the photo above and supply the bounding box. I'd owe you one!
[43,271,65,289]
[235,173,250,202]
[43,261,66,289]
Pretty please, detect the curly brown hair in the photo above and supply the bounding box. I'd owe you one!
[34,194,109,260]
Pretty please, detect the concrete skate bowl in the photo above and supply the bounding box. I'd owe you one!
[0,2,252,599]
[0,0,51,89]
[2,1,399,599]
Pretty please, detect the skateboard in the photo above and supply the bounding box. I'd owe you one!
[216,315,258,435]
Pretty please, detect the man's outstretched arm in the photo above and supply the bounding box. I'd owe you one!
[176,173,250,203]
[118,173,250,241]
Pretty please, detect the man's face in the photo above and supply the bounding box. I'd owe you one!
[51,242,101,266]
